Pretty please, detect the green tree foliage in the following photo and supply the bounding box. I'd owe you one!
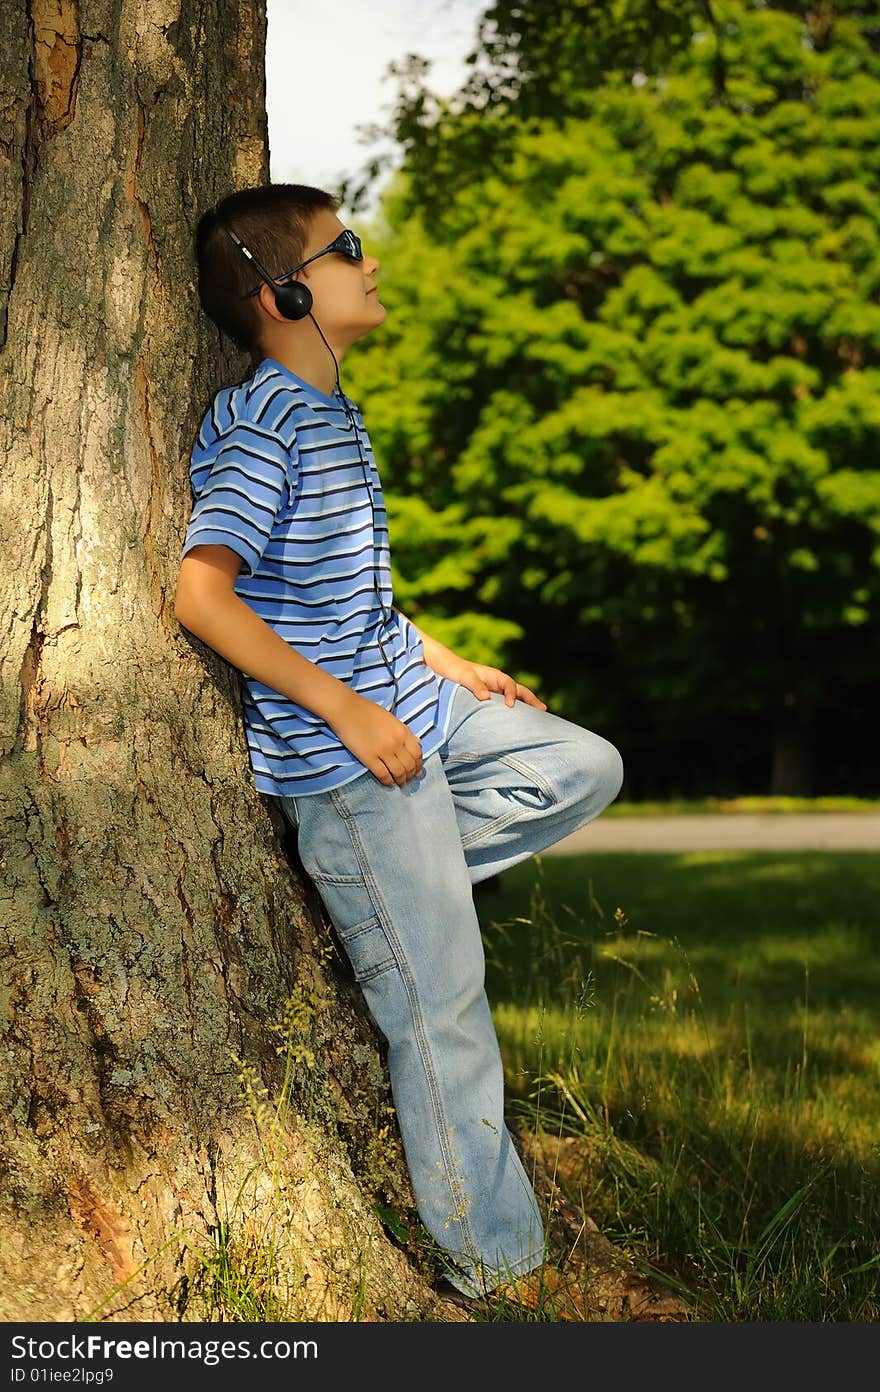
[344,3,880,794]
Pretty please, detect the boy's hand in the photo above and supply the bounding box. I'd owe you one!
[325,688,423,787]
[442,657,548,711]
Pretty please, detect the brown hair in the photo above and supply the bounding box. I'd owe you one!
[195,183,341,356]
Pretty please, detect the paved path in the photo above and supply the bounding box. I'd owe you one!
[543,813,880,855]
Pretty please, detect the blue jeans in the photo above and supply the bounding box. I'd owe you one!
[278,683,624,1298]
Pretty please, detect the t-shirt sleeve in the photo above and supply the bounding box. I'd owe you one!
[180,421,296,579]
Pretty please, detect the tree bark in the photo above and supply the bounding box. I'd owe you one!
[0,0,441,1322]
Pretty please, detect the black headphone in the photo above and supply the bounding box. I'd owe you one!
[219,220,400,716]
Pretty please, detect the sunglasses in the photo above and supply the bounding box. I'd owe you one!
[241,229,363,299]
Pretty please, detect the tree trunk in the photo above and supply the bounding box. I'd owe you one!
[0,0,440,1322]
[769,699,815,797]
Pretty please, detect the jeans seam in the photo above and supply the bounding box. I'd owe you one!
[459,805,527,850]
[332,790,481,1262]
[456,753,559,850]
[310,871,365,885]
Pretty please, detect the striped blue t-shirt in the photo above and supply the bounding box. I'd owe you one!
[180,355,459,798]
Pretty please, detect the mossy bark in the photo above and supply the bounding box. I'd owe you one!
[0,0,441,1322]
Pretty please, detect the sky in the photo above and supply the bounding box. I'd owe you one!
[266,0,488,216]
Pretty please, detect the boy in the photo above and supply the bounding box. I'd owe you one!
[175,183,625,1314]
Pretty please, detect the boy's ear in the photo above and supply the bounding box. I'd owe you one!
[258,281,283,319]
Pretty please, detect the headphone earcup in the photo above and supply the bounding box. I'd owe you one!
[274,282,312,320]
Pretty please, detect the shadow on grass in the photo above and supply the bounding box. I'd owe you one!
[472,849,880,1321]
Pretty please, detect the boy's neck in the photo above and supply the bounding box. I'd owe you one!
[258,343,343,400]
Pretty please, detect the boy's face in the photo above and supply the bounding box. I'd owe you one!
[256,209,385,347]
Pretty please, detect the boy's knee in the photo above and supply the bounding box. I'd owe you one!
[604,743,625,804]
[574,735,624,807]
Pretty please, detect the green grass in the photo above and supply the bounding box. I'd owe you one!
[604,795,880,816]
[475,849,880,1321]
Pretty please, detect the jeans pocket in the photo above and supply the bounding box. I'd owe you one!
[310,872,398,983]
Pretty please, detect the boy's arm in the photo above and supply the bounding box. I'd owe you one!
[391,605,548,711]
[391,605,460,673]
[176,546,356,725]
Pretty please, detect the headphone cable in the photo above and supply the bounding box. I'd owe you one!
[307,311,401,717]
